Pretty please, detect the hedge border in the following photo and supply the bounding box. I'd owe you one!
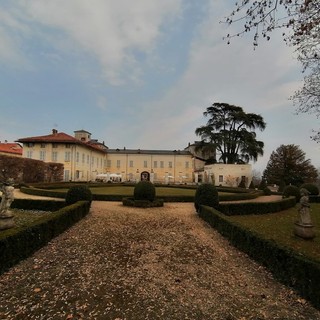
[218,197,296,215]
[122,197,164,208]
[20,186,260,203]
[198,205,320,309]
[0,200,90,275]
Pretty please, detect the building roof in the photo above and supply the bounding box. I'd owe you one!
[0,142,23,156]
[16,130,106,154]
[107,148,191,156]
[17,132,78,143]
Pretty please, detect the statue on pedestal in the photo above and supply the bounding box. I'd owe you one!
[294,188,315,239]
[0,178,15,230]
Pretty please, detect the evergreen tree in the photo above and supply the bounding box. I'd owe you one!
[263,144,318,186]
[195,102,266,164]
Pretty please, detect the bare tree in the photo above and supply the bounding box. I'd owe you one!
[223,1,320,139]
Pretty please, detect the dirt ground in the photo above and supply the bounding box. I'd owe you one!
[0,201,320,320]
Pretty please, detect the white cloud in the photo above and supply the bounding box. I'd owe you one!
[10,0,183,84]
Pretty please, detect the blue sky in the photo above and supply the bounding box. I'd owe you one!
[0,0,319,174]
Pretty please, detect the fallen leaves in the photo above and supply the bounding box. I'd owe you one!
[0,202,319,319]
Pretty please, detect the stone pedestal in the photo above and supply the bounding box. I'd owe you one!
[294,222,315,240]
[0,216,15,230]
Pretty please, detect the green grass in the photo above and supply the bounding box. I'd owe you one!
[52,186,196,197]
[0,209,53,240]
[229,204,320,262]
[48,186,243,198]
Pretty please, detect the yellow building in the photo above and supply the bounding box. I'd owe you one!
[105,148,194,184]
[17,129,197,183]
[17,129,253,185]
[17,129,108,181]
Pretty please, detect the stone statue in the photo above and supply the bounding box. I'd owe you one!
[298,188,312,224]
[0,178,15,230]
[294,188,315,239]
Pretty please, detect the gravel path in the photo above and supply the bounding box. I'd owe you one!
[0,201,320,319]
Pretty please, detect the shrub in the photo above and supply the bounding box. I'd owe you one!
[283,185,300,202]
[300,183,319,196]
[249,181,255,189]
[65,185,92,205]
[238,179,246,188]
[194,183,219,213]
[278,180,286,193]
[134,181,156,201]
[258,178,267,190]
[263,187,272,195]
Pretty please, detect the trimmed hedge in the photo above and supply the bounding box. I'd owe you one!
[134,181,156,201]
[20,186,260,203]
[300,183,319,196]
[0,201,90,275]
[309,196,320,203]
[217,197,296,216]
[194,183,219,212]
[65,185,92,205]
[11,198,65,211]
[122,197,164,208]
[20,186,66,199]
[198,205,320,309]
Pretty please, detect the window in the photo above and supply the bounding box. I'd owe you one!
[185,161,189,169]
[65,144,71,148]
[40,150,46,161]
[65,151,71,162]
[160,161,164,168]
[82,154,85,164]
[52,143,58,148]
[76,152,79,163]
[64,170,70,181]
[144,160,148,168]
[117,160,121,168]
[27,151,33,158]
[219,175,223,183]
[153,161,157,168]
[40,143,46,148]
[26,143,34,148]
[129,160,134,168]
[107,160,111,167]
[52,151,58,161]
[87,155,90,164]
[168,161,173,168]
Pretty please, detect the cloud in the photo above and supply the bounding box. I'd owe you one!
[4,0,183,84]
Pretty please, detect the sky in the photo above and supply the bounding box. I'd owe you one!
[0,0,319,175]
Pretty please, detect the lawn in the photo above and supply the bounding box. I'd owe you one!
[0,209,53,240]
[51,186,197,197]
[229,203,320,262]
[50,186,235,198]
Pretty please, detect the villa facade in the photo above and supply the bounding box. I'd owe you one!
[16,129,252,186]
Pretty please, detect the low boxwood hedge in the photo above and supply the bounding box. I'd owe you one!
[11,198,65,211]
[198,205,320,309]
[122,197,164,208]
[218,197,296,215]
[0,200,90,275]
[20,186,66,199]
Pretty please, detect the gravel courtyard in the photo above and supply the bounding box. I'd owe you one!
[0,201,320,320]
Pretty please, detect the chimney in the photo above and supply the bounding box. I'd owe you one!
[52,129,58,135]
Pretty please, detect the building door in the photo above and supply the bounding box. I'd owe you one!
[141,171,150,181]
